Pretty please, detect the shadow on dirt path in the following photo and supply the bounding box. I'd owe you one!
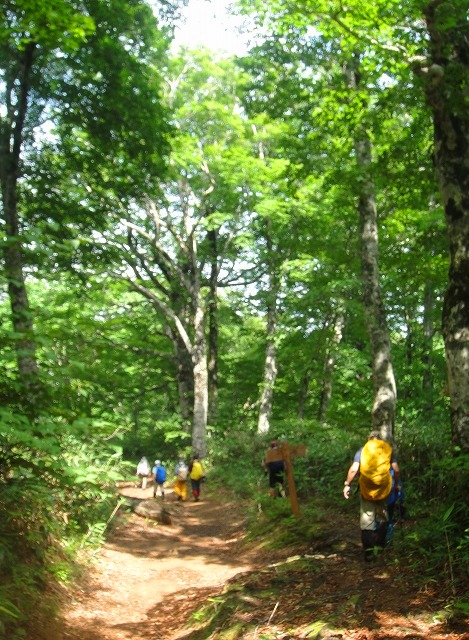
[47,486,254,640]
[35,486,468,640]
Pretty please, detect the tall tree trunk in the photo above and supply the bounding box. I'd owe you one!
[317,311,345,422]
[130,280,207,455]
[207,228,219,425]
[345,58,397,439]
[0,42,42,410]
[297,368,311,420]
[172,331,194,426]
[422,283,434,412]
[421,0,469,451]
[405,312,413,368]
[257,300,278,435]
[356,132,397,439]
[257,231,279,435]
[400,311,414,401]
[191,299,208,456]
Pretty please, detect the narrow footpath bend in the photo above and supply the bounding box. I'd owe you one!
[51,486,253,640]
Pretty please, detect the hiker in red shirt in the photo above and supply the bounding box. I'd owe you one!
[343,430,401,560]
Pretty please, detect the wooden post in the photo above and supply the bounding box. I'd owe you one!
[265,442,307,519]
[281,442,301,518]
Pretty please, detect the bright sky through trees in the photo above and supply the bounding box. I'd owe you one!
[171,0,252,54]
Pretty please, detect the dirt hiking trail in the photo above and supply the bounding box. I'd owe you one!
[47,485,252,640]
[42,485,468,640]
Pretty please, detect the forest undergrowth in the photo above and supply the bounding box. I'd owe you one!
[1,422,468,639]
[175,488,469,640]
[16,482,469,640]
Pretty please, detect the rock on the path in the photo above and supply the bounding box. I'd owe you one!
[132,499,173,525]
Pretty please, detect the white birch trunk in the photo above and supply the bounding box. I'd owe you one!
[191,301,208,457]
[257,292,278,435]
[356,133,397,440]
[344,57,397,440]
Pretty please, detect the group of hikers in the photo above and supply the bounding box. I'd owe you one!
[137,430,404,559]
[136,454,205,502]
[265,432,405,561]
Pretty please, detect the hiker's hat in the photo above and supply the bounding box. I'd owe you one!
[155,459,161,465]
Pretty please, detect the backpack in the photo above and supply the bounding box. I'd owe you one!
[190,460,204,481]
[359,439,392,501]
[176,463,188,481]
[137,458,150,476]
[155,466,167,483]
[268,460,284,473]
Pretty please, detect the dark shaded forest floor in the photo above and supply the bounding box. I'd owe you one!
[30,485,468,640]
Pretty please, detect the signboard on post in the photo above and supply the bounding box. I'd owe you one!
[265,442,307,518]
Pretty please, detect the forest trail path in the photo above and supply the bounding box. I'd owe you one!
[46,486,468,640]
[54,484,252,640]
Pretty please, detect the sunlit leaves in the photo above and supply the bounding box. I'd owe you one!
[0,0,95,52]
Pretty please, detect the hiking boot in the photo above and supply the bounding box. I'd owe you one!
[364,545,384,562]
[364,549,375,562]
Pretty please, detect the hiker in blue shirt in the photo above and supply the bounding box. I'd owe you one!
[152,460,167,500]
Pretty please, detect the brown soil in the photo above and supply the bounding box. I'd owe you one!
[37,485,468,640]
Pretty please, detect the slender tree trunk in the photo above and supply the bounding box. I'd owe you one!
[207,228,219,424]
[400,311,414,401]
[191,299,208,456]
[257,302,278,435]
[164,320,193,426]
[0,42,42,410]
[257,237,279,435]
[405,312,413,368]
[422,283,434,411]
[317,311,344,422]
[173,332,194,426]
[297,368,311,420]
[356,132,397,439]
[344,58,397,439]
[132,404,139,437]
[421,0,469,451]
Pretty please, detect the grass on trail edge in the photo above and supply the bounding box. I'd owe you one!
[175,492,469,640]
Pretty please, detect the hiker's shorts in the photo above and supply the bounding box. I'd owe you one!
[359,495,389,531]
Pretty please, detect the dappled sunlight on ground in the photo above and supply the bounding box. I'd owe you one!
[30,488,468,640]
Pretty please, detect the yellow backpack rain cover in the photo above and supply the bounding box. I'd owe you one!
[190,461,204,481]
[359,439,392,501]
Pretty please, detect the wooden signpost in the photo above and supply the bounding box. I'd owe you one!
[265,442,307,518]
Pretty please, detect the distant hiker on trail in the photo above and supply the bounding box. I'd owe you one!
[174,458,188,502]
[152,460,167,499]
[136,456,151,490]
[189,454,204,501]
[264,441,285,497]
[343,430,401,561]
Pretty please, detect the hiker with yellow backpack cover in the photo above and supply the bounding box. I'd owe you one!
[189,454,205,501]
[343,430,401,560]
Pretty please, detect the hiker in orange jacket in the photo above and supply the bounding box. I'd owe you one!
[343,431,401,560]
